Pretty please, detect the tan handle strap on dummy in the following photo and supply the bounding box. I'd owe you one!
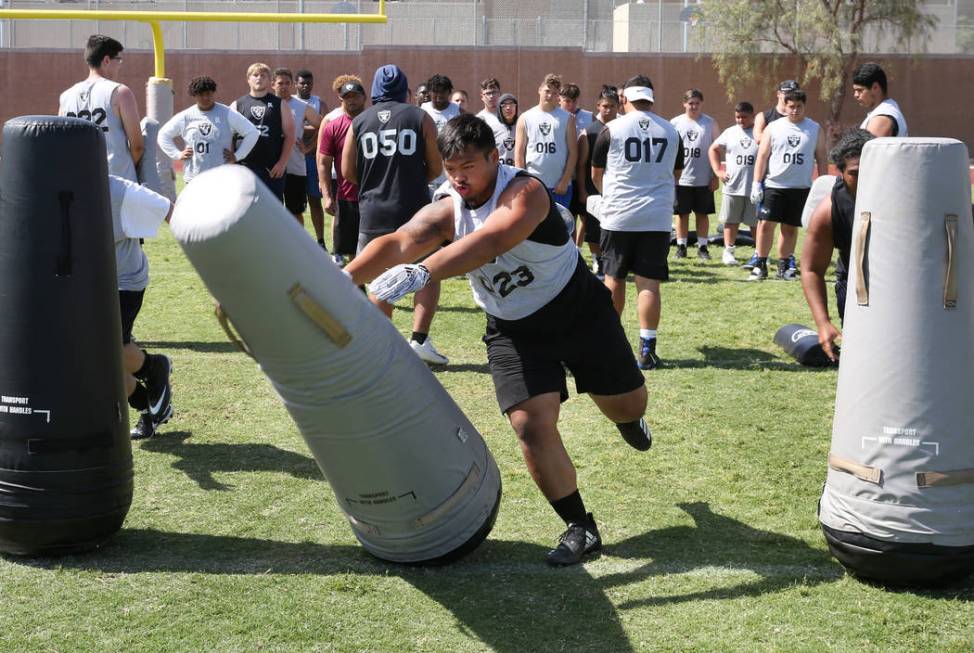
[855,211,871,306]
[415,463,483,528]
[215,304,255,360]
[917,468,974,488]
[289,283,352,348]
[828,453,882,484]
[944,214,958,309]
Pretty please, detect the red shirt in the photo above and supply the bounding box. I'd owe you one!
[318,112,358,202]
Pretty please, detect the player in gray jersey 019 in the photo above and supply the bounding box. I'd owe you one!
[58,34,144,182]
[158,76,259,184]
[345,114,652,567]
[708,101,759,265]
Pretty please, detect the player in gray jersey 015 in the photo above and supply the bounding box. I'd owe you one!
[345,114,652,567]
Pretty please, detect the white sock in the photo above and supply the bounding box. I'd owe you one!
[677,238,688,246]
[640,329,657,340]
[726,245,735,252]
[698,236,708,247]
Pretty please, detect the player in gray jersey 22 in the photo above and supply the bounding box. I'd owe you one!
[345,114,651,567]
[158,76,259,184]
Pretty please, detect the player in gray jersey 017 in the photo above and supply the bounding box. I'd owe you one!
[345,114,652,567]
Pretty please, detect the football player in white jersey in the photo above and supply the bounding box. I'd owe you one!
[296,69,330,248]
[671,89,720,260]
[515,73,578,211]
[852,62,909,138]
[749,89,827,280]
[422,74,462,191]
[59,35,144,182]
[708,101,759,265]
[273,68,323,227]
[345,114,651,567]
[494,93,519,166]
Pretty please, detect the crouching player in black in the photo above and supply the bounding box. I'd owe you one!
[345,114,651,566]
[800,128,873,362]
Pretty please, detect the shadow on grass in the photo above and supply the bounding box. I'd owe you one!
[139,340,240,354]
[661,346,832,372]
[138,431,322,491]
[438,363,492,374]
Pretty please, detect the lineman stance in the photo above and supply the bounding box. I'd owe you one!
[708,101,758,265]
[346,114,651,566]
[592,76,682,370]
[852,62,908,138]
[800,129,874,361]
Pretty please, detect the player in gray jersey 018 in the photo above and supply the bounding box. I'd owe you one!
[670,89,720,260]
[58,34,144,182]
[158,76,259,184]
[345,114,651,567]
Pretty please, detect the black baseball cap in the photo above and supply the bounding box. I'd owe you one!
[339,81,365,97]
[778,80,800,92]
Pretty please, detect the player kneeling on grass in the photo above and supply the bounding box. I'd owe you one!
[345,114,652,566]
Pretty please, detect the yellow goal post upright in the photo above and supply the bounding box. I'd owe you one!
[0,2,387,198]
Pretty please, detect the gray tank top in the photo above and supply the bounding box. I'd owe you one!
[434,165,578,320]
[670,113,715,186]
[60,78,137,182]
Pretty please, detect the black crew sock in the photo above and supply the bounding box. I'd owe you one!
[550,490,588,525]
[411,331,428,345]
[134,351,152,381]
[128,383,149,411]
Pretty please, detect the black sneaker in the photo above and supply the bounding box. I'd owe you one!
[131,403,173,440]
[748,262,768,281]
[674,244,688,259]
[697,245,711,260]
[617,417,652,451]
[145,354,173,422]
[546,514,602,566]
[783,254,798,280]
[638,337,660,370]
[776,259,788,280]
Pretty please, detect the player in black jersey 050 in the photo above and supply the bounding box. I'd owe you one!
[345,114,651,567]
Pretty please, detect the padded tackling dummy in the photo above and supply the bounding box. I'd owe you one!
[137,117,164,196]
[819,138,974,585]
[0,116,133,555]
[773,323,835,367]
[146,77,177,201]
[171,165,501,564]
[801,174,837,229]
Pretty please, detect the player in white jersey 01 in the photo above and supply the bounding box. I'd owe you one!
[671,89,720,260]
[592,75,683,371]
[515,73,578,212]
[296,69,329,248]
[58,35,144,182]
[852,62,909,138]
[158,76,259,185]
[749,89,827,281]
[708,101,759,265]
[422,74,462,192]
[345,114,651,567]
[273,68,323,227]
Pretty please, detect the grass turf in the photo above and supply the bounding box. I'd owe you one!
[1,194,972,652]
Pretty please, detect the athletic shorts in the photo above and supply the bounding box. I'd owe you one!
[335,200,361,256]
[583,212,601,245]
[484,257,645,414]
[675,185,715,216]
[835,275,848,326]
[761,187,809,227]
[119,290,145,345]
[719,194,758,226]
[599,230,670,281]
[244,163,285,202]
[285,174,309,215]
[550,183,573,212]
[305,154,322,200]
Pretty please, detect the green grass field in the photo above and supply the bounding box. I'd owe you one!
[1,199,972,653]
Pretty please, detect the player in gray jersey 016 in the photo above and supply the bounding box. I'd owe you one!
[345,114,651,567]
[58,34,144,182]
[852,62,909,138]
[158,76,259,184]
[671,89,720,260]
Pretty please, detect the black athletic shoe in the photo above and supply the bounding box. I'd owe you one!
[748,262,768,281]
[697,245,711,260]
[546,514,602,566]
[675,244,688,259]
[145,354,173,422]
[782,254,798,280]
[617,417,652,451]
[775,259,788,280]
[638,337,660,370]
[131,403,173,440]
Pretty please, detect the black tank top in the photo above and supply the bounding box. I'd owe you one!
[830,176,855,280]
[235,93,285,170]
[763,107,784,125]
[583,119,607,196]
[353,101,432,233]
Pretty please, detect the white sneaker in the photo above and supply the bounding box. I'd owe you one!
[722,248,737,265]
[410,338,449,365]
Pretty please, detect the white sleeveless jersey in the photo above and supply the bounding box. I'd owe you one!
[286,96,309,175]
[599,110,681,232]
[59,78,137,181]
[496,122,517,166]
[860,98,908,137]
[434,165,578,321]
[422,101,461,188]
[765,117,820,189]
[713,124,758,196]
[303,94,322,114]
[521,106,571,189]
[670,113,716,186]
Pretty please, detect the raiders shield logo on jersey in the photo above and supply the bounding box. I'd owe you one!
[740,136,752,149]
[539,122,552,136]
[79,90,90,103]
[787,135,801,147]
[638,118,651,130]
[378,110,392,124]
[250,105,265,121]
[199,123,213,136]
[503,138,515,151]
[686,130,699,143]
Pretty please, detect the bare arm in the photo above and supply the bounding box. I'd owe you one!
[800,195,840,361]
[865,115,896,138]
[345,199,456,284]
[272,104,296,178]
[555,115,578,194]
[575,132,590,203]
[592,167,604,194]
[708,141,726,182]
[114,85,144,166]
[753,132,772,183]
[753,111,768,145]
[319,154,336,214]
[301,105,323,154]
[421,113,442,183]
[341,124,359,186]
[514,116,528,169]
[815,129,828,177]
[708,120,721,191]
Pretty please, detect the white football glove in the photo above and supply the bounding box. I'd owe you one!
[750,181,764,205]
[370,264,430,304]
